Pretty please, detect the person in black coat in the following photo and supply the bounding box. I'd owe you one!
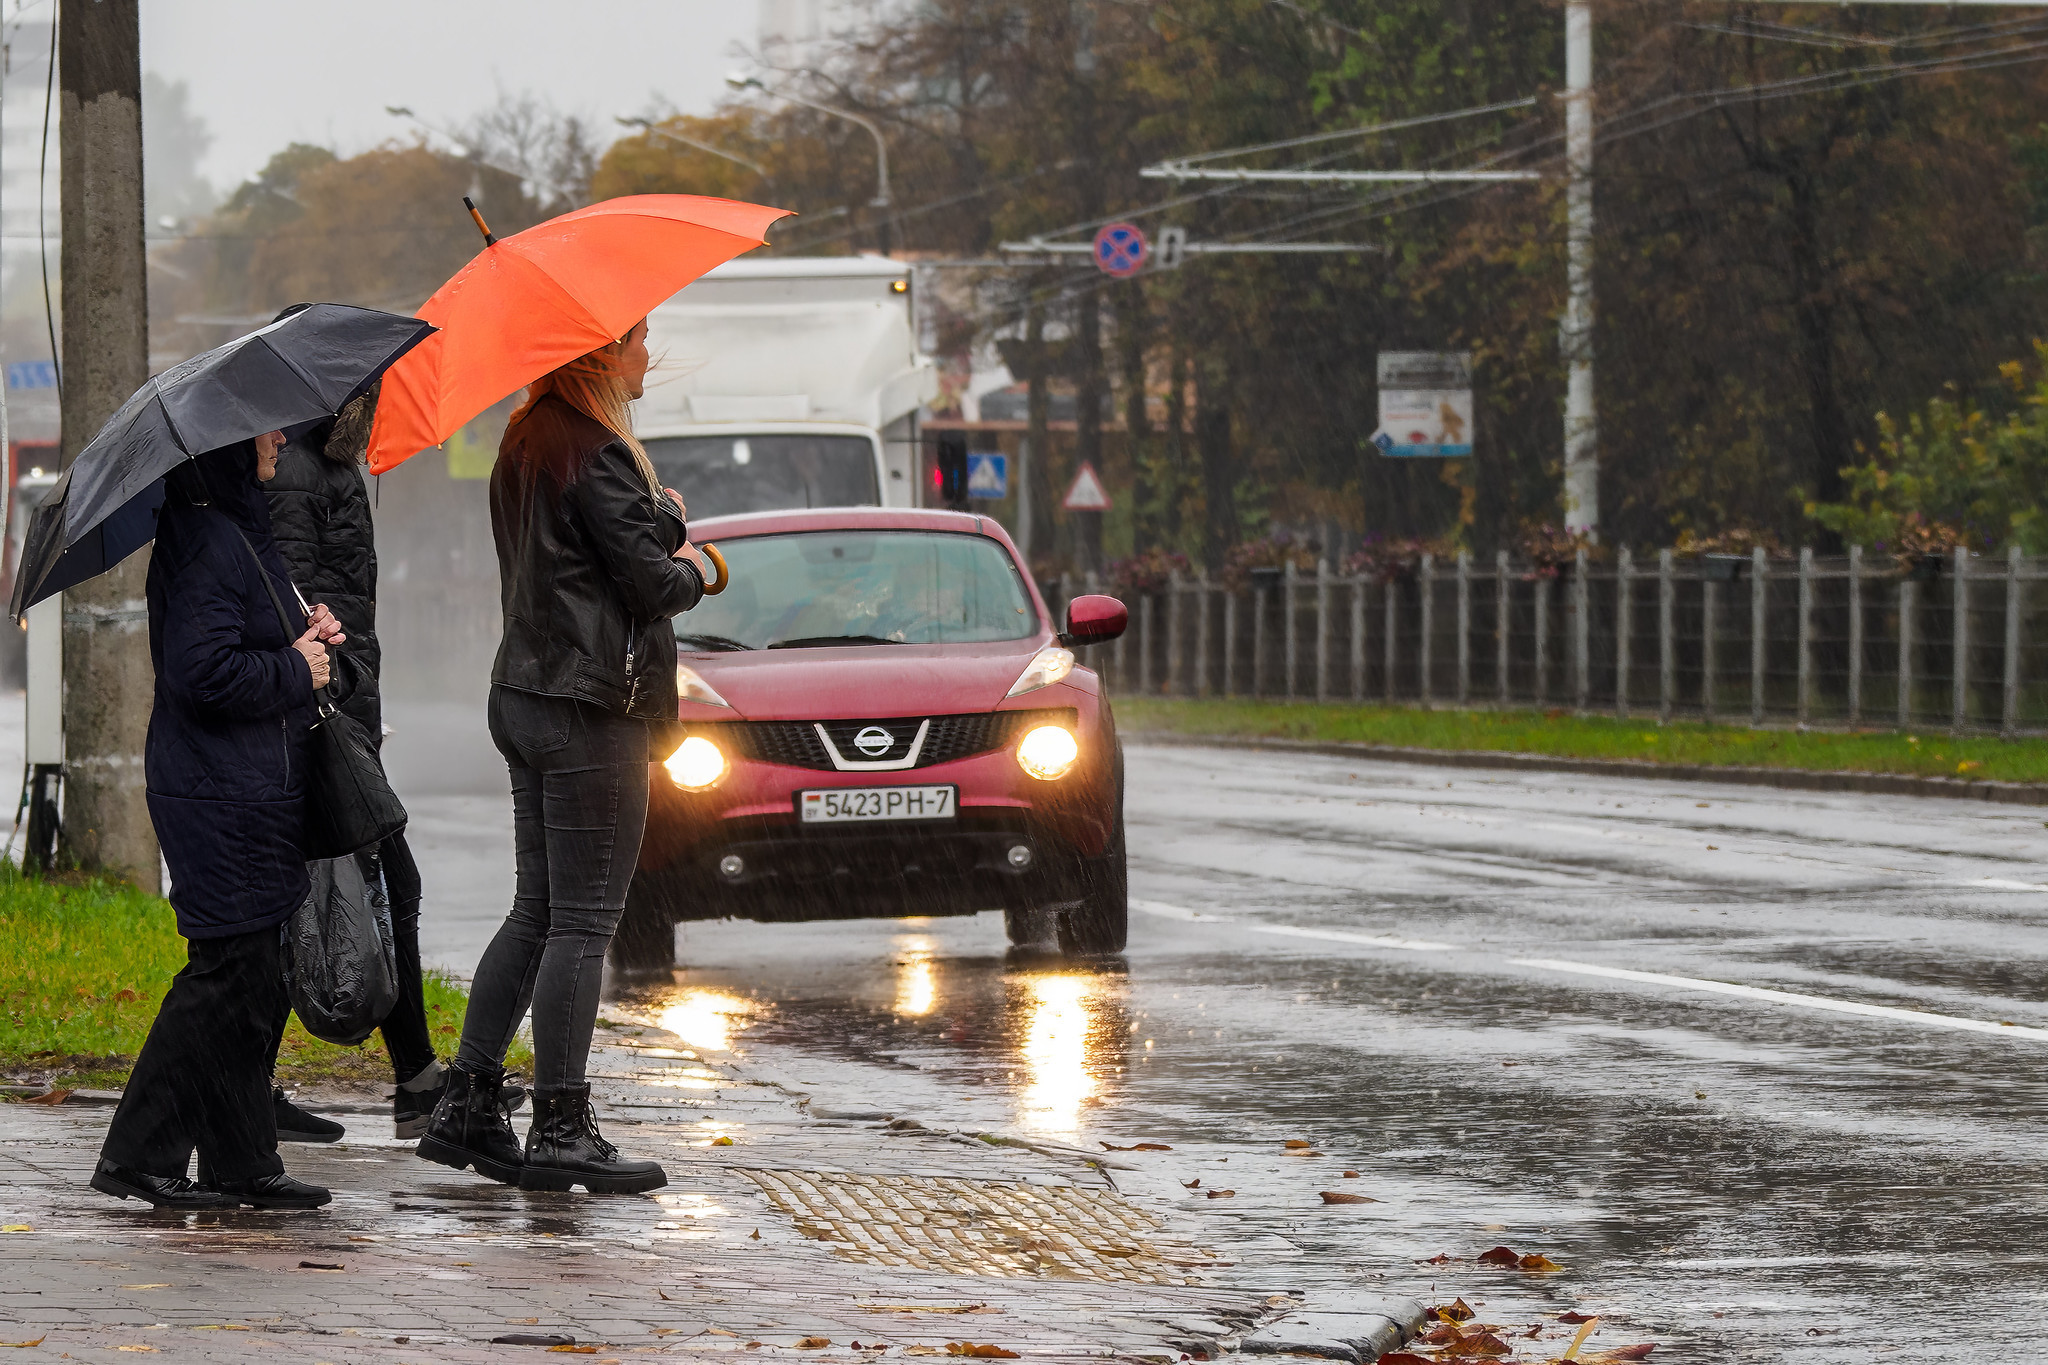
[266,384,450,1142]
[92,434,343,1211]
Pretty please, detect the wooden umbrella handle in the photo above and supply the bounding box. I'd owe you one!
[699,543,729,595]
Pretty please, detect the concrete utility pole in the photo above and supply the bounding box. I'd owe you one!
[58,0,158,889]
[1560,0,1597,537]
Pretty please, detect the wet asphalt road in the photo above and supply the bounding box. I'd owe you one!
[399,731,2048,1364]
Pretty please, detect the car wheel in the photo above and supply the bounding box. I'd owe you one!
[1055,814,1127,957]
[611,870,680,970]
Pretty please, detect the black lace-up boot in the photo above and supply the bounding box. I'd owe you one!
[415,1059,524,1184]
[518,1084,667,1194]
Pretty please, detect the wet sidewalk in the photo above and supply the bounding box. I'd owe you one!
[0,1014,1421,1364]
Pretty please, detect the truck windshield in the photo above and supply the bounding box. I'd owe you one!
[645,434,880,520]
[673,531,1036,650]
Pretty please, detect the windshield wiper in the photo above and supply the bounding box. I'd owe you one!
[675,633,754,652]
[765,634,902,649]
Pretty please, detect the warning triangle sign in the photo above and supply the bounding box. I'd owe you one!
[1062,461,1112,511]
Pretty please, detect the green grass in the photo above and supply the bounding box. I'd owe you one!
[1115,697,2048,784]
[0,866,524,1092]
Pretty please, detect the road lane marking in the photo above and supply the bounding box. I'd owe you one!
[1509,958,2048,1041]
[1131,898,2048,1042]
[1960,877,2048,891]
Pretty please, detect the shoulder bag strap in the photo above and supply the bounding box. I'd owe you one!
[222,514,333,715]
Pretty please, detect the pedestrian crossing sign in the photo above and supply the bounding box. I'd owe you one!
[1062,462,1112,511]
[967,452,1007,499]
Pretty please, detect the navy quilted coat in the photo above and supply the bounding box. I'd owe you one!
[145,442,317,939]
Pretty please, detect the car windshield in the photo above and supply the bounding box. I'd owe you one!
[674,530,1037,650]
[645,434,880,520]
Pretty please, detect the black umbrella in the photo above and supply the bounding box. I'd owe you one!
[10,303,434,618]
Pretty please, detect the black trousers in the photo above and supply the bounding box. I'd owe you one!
[101,924,288,1183]
[374,830,436,1083]
[457,687,650,1093]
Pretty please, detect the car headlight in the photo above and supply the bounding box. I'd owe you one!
[1016,724,1079,781]
[665,735,727,790]
[1006,646,1075,697]
[676,663,732,708]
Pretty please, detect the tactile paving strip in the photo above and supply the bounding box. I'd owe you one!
[738,1169,1218,1284]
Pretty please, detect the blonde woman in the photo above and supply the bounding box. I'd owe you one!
[419,320,707,1194]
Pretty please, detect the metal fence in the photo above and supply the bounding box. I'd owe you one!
[1056,545,2048,735]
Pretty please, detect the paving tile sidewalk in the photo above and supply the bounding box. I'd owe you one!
[0,1021,1419,1364]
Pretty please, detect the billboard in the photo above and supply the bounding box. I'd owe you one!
[1373,351,1473,458]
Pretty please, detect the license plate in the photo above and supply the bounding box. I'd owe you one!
[799,785,957,823]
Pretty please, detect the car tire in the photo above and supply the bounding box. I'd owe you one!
[611,871,680,970]
[1055,814,1127,957]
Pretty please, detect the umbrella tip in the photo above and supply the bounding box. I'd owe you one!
[463,196,498,247]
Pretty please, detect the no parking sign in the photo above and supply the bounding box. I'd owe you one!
[1093,223,1148,277]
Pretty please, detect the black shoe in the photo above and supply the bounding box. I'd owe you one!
[88,1159,229,1210]
[273,1086,345,1143]
[396,1068,525,1141]
[519,1084,667,1195]
[416,1060,524,1184]
[214,1171,331,1209]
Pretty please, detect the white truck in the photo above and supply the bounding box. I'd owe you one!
[636,255,938,517]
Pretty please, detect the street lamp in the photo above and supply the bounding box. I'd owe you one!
[725,71,891,253]
[615,115,773,188]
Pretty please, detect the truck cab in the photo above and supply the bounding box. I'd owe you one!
[637,256,937,519]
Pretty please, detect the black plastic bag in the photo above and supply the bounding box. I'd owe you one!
[283,852,398,1046]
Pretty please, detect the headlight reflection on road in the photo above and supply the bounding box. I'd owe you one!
[894,936,937,1017]
[1018,974,1100,1135]
[657,989,758,1051]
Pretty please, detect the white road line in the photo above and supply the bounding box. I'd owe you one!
[1960,877,2048,892]
[1130,898,2048,1043]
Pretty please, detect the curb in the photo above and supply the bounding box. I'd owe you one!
[1123,730,2048,805]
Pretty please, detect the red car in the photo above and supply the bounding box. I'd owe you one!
[617,506,1130,967]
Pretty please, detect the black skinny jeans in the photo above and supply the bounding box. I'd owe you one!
[374,831,435,1083]
[102,924,289,1183]
[456,686,651,1093]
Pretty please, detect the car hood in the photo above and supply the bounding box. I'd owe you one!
[679,639,1048,720]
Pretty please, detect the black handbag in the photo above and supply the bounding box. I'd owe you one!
[231,523,408,860]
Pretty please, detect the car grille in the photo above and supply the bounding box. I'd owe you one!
[686,709,1073,772]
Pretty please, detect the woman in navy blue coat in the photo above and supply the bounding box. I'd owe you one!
[92,434,343,1211]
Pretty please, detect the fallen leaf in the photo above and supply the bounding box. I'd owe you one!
[651,1328,677,1337]
[0,1338,45,1349]
[1100,1142,1172,1151]
[1320,1191,1378,1204]
[711,1136,735,1146]
[1182,1179,1201,1189]
[1706,845,1718,850]
[1282,1139,1312,1149]
[750,1228,762,1239]
[1441,1331,1509,1357]
[297,1262,343,1271]
[1,1227,29,1234]
[1205,1189,1235,1198]
[508,1318,542,1325]
[1285,1149,1324,1156]
[116,1348,157,1354]
[1424,1253,1455,1265]
[943,1345,1019,1359]
[1422,1326,1462,1346]
[1375,1355,1431,1365]
[1342,1170,1359,1178]
[20,1091,71,1106]
[905,1349,944,1357]
[1096,1247,1143,1257]
[346,1236,378,1243]
[113,988,139,1003]
[656,1291,672,1302]
[795,1338,831,1350]
[547,1349,597,1356]
[1432,1299,1475,1323]
[1518,1253,1563,1272]
[703,1328,739,1337]
[1477,1245,1520,1266]
[1557,1312,1596,1324]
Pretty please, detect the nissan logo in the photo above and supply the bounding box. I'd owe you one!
[853,726,895,757]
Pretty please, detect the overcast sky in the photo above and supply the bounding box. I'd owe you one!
[138,0,762,192]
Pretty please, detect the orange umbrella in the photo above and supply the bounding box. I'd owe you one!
[365,193,791,474]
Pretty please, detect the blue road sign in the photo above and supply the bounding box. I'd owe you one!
[1093,223,1148,278]
[6,361,56,390]
[967,451,1008,500]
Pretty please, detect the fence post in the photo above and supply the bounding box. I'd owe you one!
[1315,559,1331,703]
[1659,549,1675,724]
[1953,545,1970,732]
[1284,562,1299,701]
[1456,550,1472,705]
[1138,594,1154,696]
[1223,589,1238,698]
[1573,548,1590,712]
[1168,572,1186,696]
[1615,546,1633,719]
[1898,576,1915,727]
[1496,550,1511,706]
[1533,575,1550,704]
[1253,584,1268,699]
[1351,578,1366,702]
[1194,575,1211,697]
[1750,546,1767,726]
[1797,546,1813,726]
[1848,545,1863,724]
[1702,576,1718,722]
[2005,546,2023,738]
[1419,553,1436,708]
[1384,573,1399,702]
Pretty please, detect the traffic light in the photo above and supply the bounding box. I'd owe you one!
[935,432,969,510]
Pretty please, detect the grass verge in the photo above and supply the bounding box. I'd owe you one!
[0,866,525,1093]
[1115,697,2048,784]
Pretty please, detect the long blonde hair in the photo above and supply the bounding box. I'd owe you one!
[510,333,663,500]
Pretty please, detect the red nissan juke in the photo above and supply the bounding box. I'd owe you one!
[615,506,1130,967]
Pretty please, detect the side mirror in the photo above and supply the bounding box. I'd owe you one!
[1060,594,1127,648]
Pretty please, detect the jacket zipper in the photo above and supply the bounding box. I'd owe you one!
[624,639,639,713]
[281,717,291,785]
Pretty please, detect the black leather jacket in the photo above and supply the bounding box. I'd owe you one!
[266,434,381,738]
[489,396,703,719]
